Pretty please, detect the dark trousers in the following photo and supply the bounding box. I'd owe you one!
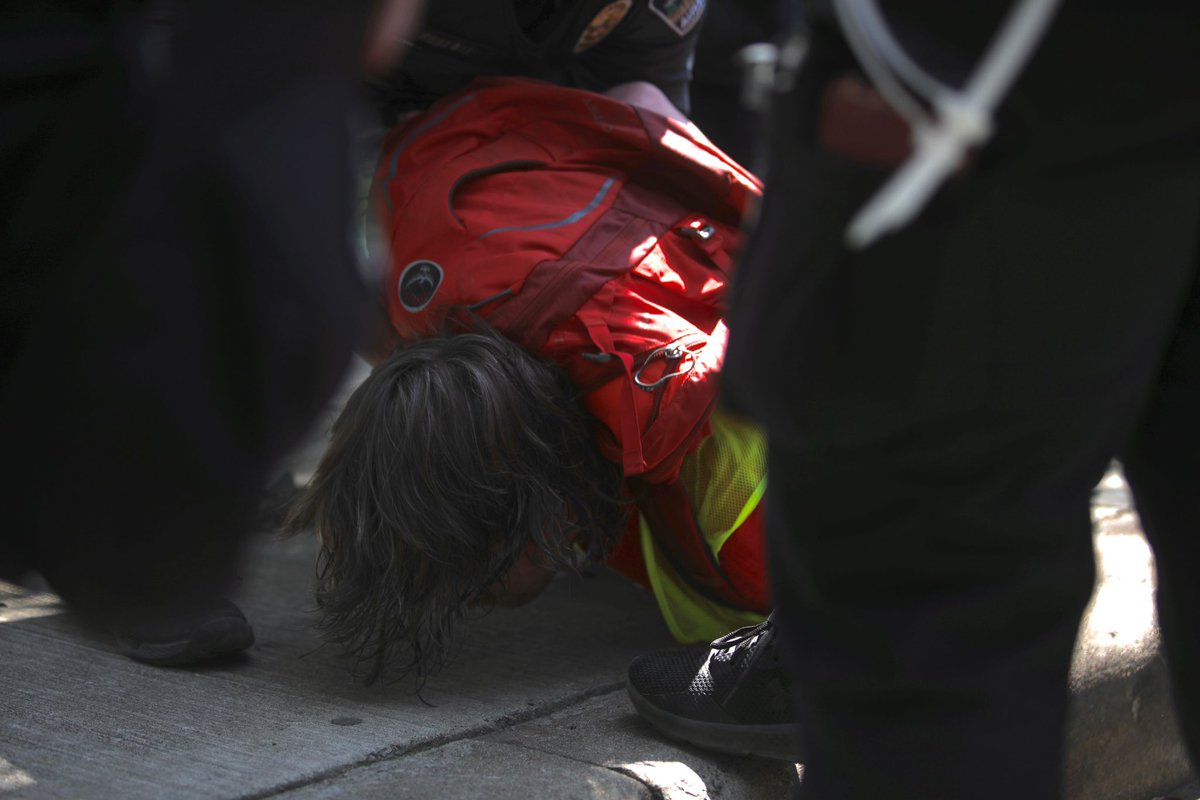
[1,1,370,626]
[725,7,1200,798]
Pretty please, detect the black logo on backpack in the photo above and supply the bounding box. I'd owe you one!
[397,260,444,312]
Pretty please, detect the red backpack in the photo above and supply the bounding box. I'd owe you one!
[374,76,762,486]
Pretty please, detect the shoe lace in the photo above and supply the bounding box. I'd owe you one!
[711,616,773,653]
[689,616,777,697]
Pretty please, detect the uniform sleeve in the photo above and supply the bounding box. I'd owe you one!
[567,0,708,114]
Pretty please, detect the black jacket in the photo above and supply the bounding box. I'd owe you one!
[370,0,707,122]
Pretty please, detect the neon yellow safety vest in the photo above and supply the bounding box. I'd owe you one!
[638,408,769,642]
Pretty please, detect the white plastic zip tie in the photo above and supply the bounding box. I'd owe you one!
[845,94,991,247]
[831,0,930,127]
[833,0,1062,249]
[848,0,949,104]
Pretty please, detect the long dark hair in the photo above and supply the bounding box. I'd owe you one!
[286,320,625,685]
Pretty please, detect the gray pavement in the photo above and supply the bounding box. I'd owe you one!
[1,362,1196,799]
[1,528,796,799]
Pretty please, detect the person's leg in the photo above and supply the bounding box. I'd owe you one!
[762,156,1199,800]
[1,1,370,647]
[724,28,1200,798]
[1122,264,1200,763]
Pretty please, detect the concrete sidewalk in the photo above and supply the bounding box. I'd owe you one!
[1,530,797,799]
[0,363,1196,799]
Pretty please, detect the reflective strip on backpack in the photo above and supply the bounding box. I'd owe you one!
[480,177,616,238]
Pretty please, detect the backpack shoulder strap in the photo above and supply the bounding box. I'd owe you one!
[485,182,687,342]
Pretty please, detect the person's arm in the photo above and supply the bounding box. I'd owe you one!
[603,79,725,151]
[360,0,427,74]
[603,80,688,122]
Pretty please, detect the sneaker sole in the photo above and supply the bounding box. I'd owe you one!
[626,681,803,762]
[116,616,255,666]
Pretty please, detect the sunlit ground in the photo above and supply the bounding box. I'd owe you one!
[614,759,802,800]
[0,757,36,794]
[1081,466,1157,654]
[0,583,65,625]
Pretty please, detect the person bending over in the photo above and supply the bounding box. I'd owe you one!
[288,77,772,684]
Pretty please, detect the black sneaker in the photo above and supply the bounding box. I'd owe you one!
[113,599,255,666]
[625,614,802,761]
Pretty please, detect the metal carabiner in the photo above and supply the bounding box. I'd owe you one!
[633,345,695,391]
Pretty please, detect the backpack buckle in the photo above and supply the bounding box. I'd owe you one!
[677,222,715,241]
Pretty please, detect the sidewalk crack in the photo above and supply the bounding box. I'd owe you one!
[238,682,625,800]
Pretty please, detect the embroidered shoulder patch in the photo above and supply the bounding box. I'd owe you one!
[397,260,444,312]
[573,0,634,53]
[648,0,705,37]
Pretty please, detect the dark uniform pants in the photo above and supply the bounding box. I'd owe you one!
[725,7,1200,798]
[1,1,371,627]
